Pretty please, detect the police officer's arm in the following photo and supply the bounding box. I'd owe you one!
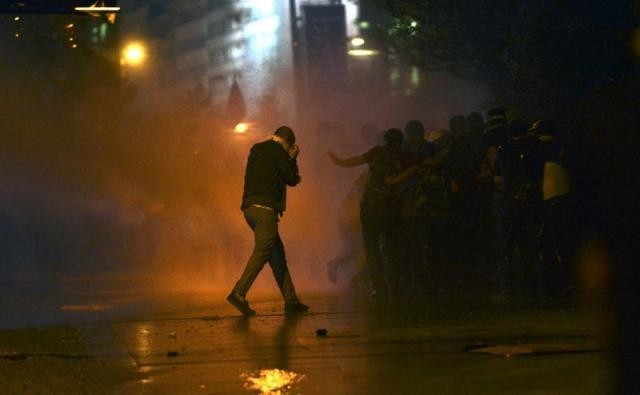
[276,150,301,186]
[327,150,368,168]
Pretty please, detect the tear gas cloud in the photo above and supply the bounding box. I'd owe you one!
[0,15,490,302]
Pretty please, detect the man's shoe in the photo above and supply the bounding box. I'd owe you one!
[227,292,256,316]
[284,301,309,314]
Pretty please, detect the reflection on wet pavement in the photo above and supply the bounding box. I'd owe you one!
[241,368,305,394]
[108,297,612,394]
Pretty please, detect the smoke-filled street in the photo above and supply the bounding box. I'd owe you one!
[2,0,640,393]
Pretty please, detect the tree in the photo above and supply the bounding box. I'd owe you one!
[375,0,638,118]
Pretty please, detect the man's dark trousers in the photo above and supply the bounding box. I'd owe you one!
[231,205,298,303]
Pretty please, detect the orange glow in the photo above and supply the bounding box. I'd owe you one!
[121,42,147,67]
[242,369,305,394]
[234,122,250,134]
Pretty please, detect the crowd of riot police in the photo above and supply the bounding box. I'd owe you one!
[329,108,574,300]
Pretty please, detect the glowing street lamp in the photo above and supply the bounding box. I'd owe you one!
[121,42,147,67]
[351,37,365,47]
[348,36,379,57]
[348,48,380,57]
[234,122,250,134]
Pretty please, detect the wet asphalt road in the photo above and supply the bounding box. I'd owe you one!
[67,295,612,394]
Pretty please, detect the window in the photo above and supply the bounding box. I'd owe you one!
[208,20,230,37]
[208,0,233,11]
[179,35,206,53]
[178,9,200,24]
[209,48,228,66]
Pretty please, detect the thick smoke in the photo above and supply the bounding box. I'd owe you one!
[0,15,490,309]
[1,15,251,299]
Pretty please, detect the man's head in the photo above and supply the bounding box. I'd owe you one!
[529,119,557,137]
[404,120,425,142]
[485,108,508,134]
[384,128,404,149]
[466,112,484,134]
[449,115,466,134]
[508,119,528,139]
[274,126,296,146]
[487,107,507,120]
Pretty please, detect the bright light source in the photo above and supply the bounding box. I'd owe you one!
[348,49,380,57]
[75,6,121,12]
[242,369,305,394]
[14,16,20,21]
[410,20,419,28]
[66,23,74,29]
[351,37,365,47]
[234,122,250,134]
[121,42,147,67]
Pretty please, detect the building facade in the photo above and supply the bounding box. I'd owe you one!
[119,0,296,124]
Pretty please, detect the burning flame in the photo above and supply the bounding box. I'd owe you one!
[241,369,305,394]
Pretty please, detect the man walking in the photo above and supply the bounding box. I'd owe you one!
[227,126,309,316]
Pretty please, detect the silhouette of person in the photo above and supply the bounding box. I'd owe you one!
[227,126,309,316]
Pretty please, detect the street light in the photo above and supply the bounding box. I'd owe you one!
[121,42,147,67]
[351,37,365,47]
[348,49,380,57]
[234,122,250,134]
[348,36,379,57]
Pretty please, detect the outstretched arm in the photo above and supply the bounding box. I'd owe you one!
[385,165,419,186]
[328,150,368,168]
[385,155,444,186]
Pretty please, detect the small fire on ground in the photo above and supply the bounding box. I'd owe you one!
[241,368,305,394]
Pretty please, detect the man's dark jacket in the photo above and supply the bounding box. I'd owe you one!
[241,139,300,213]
